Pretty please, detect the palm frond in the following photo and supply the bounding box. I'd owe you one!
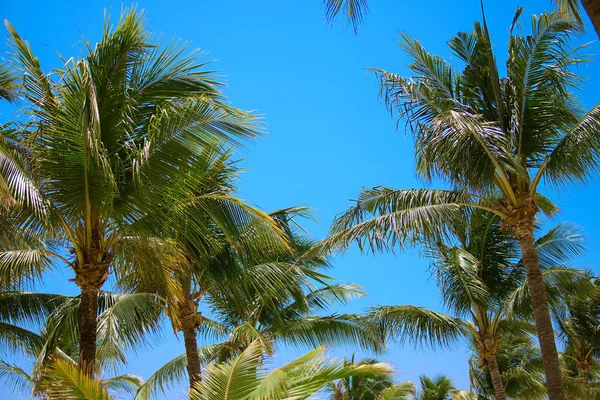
[0,62,17,102]
[321,188,473,255]
[369,305,465,349]
[95,292,165,373]
[323,0,369,33]
[377,381,415,400]
[0,360,34,393]
[102,374,144,395]
[134,345,224,400]
[534,222,585,268]
[46,359,110,400]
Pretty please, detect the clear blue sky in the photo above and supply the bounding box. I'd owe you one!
[1,0,600,398]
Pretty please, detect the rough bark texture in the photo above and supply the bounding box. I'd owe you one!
[178,288,203,389]
[78,284,99,376]
[582,0,600,38]
[75,256,110,376]
[517,227,565,400]
[486,355,507,400]
[183,324,202,387]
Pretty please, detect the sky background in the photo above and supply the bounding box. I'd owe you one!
[1,0,600,398]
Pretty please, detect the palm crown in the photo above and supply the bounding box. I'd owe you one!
[1,8,264,376]
[319,10,600,399]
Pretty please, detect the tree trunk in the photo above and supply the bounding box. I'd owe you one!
[516,227,564,400]
[582,0,600,38]
[78,284,99,376]
[183,325,202,388]
[580,366,590,399]
[486,354,507,400]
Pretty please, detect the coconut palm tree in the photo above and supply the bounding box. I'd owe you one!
[40,341,392,400]
[128,200,380,398]
[325,356,414,400]
[114,144,294,389]
[416,375,473,400]
[134,279,380,400]
[2,8,265,376]
[319,10,600,399]
[469,333,546,400]
[553,276,600,397]
[367,211,584,400]
[0,290,163,398]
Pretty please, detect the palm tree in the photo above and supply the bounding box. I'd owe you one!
[325,357,414,400]
[116,145,295,389]
[469,333,546,400]
[39,342,392,400]
[0,290,162,398]
[553,276,600,398]
[416,375,472,400]
[2,8,261,376]
[127,199,380,397]
[367,211,583,400]
[319,10,600,399]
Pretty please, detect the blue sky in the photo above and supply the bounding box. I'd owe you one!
[2,0,600,398]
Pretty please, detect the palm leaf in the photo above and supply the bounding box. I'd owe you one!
[45,359,110,400]
[369,305,465,349]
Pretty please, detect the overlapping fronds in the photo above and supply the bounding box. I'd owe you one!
[191,342,392,400]
[45,360,110,400]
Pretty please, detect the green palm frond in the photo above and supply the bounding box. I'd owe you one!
[321,188,474,255]
[281,283,365,316]
[434,248,490,317]
[534,223,585,268]
[369,305,465,349]
[0,62,17,102]
[542,103,600,187]
[553,0,584,26]
[0,128,47,215]
[323,0,369,33]
[377,381,415,400]
[0,291,66,327]
[269,313,382,353]
[134,344,224,400]
[0,360,34,393]
[45,359,110,400]
[0,322,44,356]
[190,341,392,400]
[0,248,55,290]
[101,374,144,395]
[507,267,596,317]
[95,292,165,373]
[418,374,456,400]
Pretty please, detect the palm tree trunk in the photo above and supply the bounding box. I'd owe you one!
[516,226,564,400]
[183,325,202,388]
[78,283,99,376]
[582,0,600,38]
[580,366,590,399]
[486,355,506,400]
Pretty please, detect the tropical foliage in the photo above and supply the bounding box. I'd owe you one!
[1,2,600,400]
[318,7,600,399]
